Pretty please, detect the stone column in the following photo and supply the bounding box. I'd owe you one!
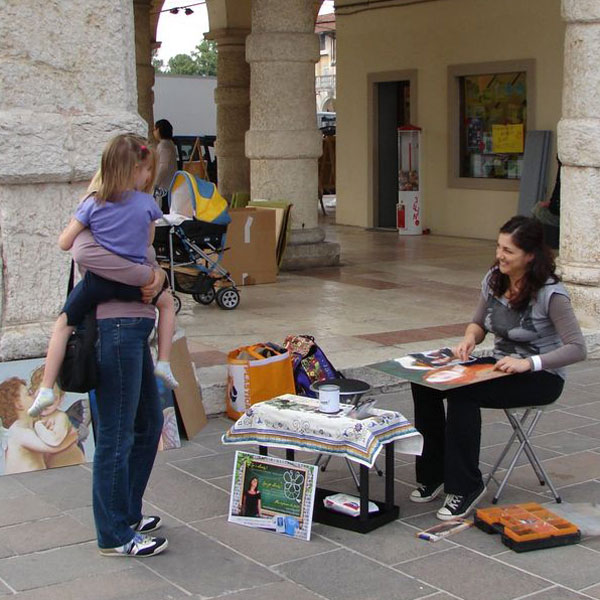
[0,0,146,360]
[245,0,339,268]
[558,0,600,340]
[206,28,251,198]
[134,0,155,132]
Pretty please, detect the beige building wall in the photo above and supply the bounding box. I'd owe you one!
[336,0,565,239]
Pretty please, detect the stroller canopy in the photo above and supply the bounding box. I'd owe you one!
[168,171,231,225]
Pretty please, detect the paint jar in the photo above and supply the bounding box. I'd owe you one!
[318,384,340,413]
[284,516,299,536]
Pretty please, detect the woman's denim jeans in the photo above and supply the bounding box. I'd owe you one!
[93,318,163,549]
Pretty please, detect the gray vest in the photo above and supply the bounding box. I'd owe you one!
[482,273,568,379]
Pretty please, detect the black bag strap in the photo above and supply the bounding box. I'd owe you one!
[67,260,76,297]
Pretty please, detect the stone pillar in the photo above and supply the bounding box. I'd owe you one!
[134,0,155,132]
[0,0,146,360]
[558,0,600,340]
[206,28,251,198]
[245,0,339,268]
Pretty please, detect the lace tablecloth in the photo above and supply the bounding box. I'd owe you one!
[222,394,423,467]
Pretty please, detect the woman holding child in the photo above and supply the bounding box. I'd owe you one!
[410,216,586,520]
[34,134,172,557]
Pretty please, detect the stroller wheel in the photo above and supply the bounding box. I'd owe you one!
[216,287,240,310]
[173,294,182,314]
[192,288,215,305]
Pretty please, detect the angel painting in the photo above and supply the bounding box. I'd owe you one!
[0,363,92,476]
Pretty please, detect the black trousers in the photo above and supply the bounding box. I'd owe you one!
[411,370,564,496]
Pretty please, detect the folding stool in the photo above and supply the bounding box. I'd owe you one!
[485,405,562,504]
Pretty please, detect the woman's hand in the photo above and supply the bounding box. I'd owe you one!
[453,336,476,362]
[141,269,166,303]
[493,356,531,374]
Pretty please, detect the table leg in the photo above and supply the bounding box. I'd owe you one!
[385,441,395,511]
[259,446,268,456]
[359,464,369,521]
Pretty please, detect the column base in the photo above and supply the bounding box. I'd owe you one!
[281,227,340,270]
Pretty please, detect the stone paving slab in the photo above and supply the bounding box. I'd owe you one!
[142,525,281,596]
[13,465,92,511]
[275,548,436,600]
[398,546,550,600]
[152,440,217,465]
[0,477,31,500]
[0,495,62,528]
[499,544,600,590]
[171,450,238,480]
[194,515,337,566]
[0,566,190,600]
[525,588,600,600]
[312,520,452,565]
[218,581,325,600]
[0,514,94,555]
[506,451,600,490]
[145,464,230,522]
[0,541,131,592]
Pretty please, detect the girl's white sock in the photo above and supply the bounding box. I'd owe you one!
[29,387,55,417]
[154,361,179,389]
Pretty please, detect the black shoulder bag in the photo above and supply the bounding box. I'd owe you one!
[57,262,98,393]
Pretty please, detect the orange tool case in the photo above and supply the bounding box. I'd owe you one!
[475,502,580,552]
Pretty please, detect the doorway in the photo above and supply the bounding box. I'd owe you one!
[375,79,412,229]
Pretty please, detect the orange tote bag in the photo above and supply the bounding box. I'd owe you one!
[226,344,295,420]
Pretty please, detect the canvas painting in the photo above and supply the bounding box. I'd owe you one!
[369,347,510,391]
[228,451,318,541]
[0,358,94,476]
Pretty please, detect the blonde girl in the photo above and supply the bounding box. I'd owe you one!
[30,133,178,418]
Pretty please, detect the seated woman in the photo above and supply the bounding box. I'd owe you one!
[410,216,586,520]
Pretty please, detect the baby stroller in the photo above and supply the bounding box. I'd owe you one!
[154,171,240,313]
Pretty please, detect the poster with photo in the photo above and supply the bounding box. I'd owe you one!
[228,451,318,541]
[0,358,94,476]
[369,347,510,391]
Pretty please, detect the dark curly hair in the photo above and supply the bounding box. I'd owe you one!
[154,119,174,140]
[488,215,558,311]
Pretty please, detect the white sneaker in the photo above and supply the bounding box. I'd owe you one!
[154,361,179,389]
[28,388,55,417]
[100,533,168,557]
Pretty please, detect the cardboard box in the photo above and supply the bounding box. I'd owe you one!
[220,208,277,285]
[171,336,207,439]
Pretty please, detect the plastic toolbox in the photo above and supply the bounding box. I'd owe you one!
[475,502,580,552]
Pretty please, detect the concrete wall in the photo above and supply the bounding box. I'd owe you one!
[335,0,565,239]
[153,74,217,136]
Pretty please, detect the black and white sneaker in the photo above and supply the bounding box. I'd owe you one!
[436,483,486,521]
[100,533,168,557]
[409,483,444,503]
[132,515,162,534]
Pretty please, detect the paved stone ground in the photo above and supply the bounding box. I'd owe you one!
[0,360,599,599]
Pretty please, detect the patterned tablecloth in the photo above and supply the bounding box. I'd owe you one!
[222,394,423,467]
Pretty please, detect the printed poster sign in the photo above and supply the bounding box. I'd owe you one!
[368,347,510,391]
[492,124,524,154]
[228,451,318,541]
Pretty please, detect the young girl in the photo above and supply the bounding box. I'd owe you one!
[30,134,178,418]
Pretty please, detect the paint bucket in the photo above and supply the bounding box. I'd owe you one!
[318,384,340,413]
